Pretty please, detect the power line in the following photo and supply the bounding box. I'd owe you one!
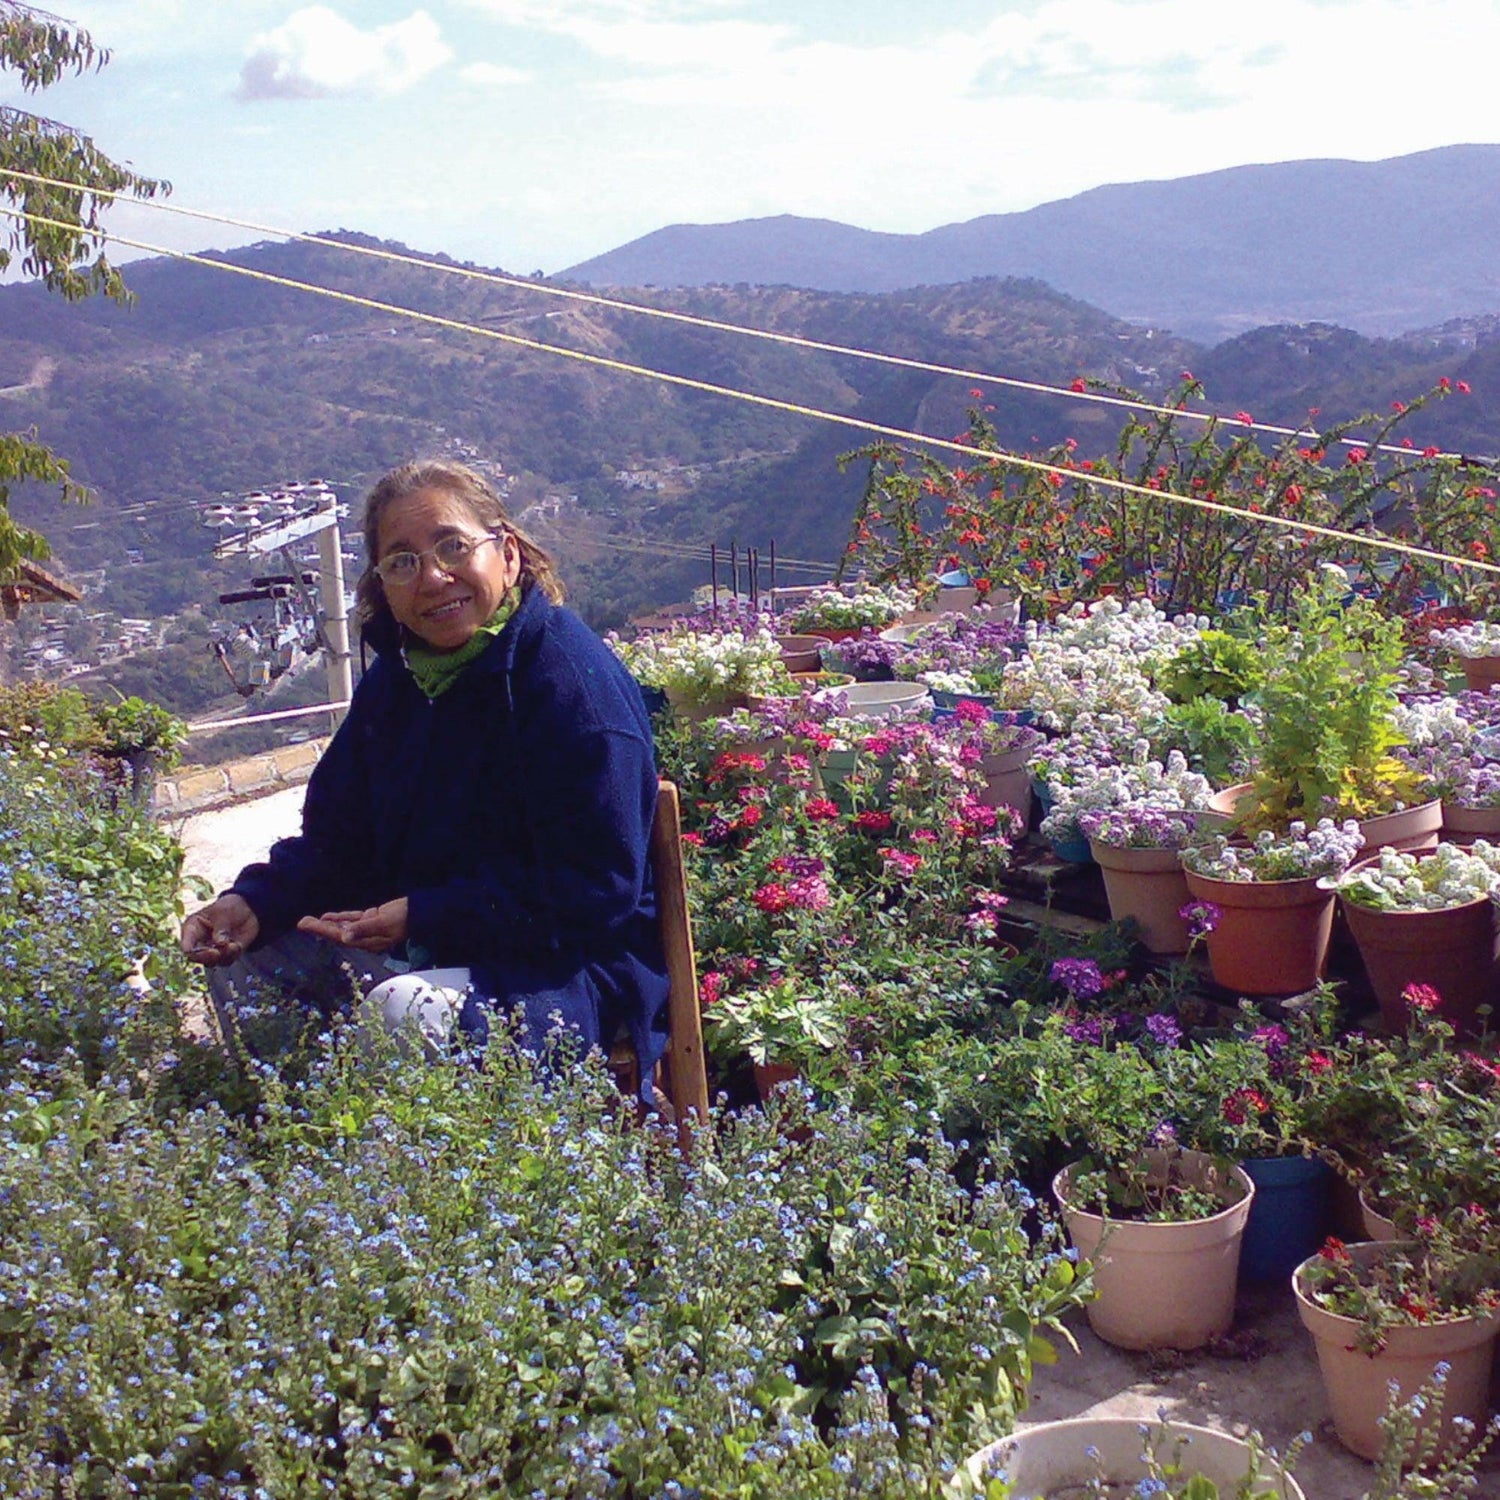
[0,164,1467,463]
[4,202,1498,581]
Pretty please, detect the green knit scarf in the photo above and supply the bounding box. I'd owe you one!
[403,586,522,699]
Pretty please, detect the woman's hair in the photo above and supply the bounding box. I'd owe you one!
[355,459,564,628]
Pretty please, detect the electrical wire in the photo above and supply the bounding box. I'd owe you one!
[4,202,1499,580]
[0,164,1469,463]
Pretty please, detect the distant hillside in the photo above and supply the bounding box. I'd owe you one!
[562,145,1500,344]
[2,233,1498,653]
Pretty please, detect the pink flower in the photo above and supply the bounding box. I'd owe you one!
[700,970,724,1007]
[804,798,840,822]
[786,875,831,911]
[1403,982,1442,1013]
[879,847,924,877]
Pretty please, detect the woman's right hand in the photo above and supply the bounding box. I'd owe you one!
[181,894,260,966]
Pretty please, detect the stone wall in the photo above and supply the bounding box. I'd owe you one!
[153,738,328,816]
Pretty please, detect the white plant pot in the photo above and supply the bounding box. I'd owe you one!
[963,1417,1305,1499]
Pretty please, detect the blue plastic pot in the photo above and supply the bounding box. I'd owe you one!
[1048,832,1094,864]
[1238,1154,1332,1284]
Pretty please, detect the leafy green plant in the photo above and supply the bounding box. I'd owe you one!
[90,694,188,763]
[1157,628,1264,705]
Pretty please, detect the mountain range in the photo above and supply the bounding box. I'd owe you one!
[563,145,1500,345]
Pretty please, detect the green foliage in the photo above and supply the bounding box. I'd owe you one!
[1156,628,1264,704]
[1247,571,1426,825]
[0,2,166,569]
[91,693,188,763]
[1161,695,1258,787]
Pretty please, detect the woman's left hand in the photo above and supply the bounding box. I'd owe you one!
[299,898,409,953]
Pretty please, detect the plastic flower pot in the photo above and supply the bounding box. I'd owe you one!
[928,687,995,711]
[773,634,823,673]
[1441,802,1500,844]
[810,680,931,721]
[1355,799,1442,856]
[1334,858,1500,1036]
[1053,1150,1255,1351]
[1294,1241,1500,1461]
[979,743,1033,820]
[1461,654,1500,692]
[962,1417,1306,1499]
[1239,1155,1333,1284]
[1089,841,1194,954]
[661,685,749,723]
[1183,868,1337,996]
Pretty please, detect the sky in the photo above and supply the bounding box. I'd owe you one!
[5,0,1500,276]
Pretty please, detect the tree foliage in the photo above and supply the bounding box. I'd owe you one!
[0,0,166,572]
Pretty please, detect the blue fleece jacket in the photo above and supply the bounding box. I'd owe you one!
[229,582,670,1074]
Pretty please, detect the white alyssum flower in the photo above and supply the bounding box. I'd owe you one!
[1431,621,1500,659]
[1334,840,1500,911]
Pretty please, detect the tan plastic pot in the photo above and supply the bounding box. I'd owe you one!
[1054,1150,1254,1351]
[773,634,823,673]
[1295,1241,1500,1460]
[1204,785,1441,854]
[1089,841,1194,954]
[1183,867,1336,995]
[963,1417,1305,1498]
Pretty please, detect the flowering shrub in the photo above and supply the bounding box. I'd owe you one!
[1076,805,1200,849]
[0,1040,1092,1497]
[1394,693,1500,807]
[1182,819,1365,882]
[889,609,1023,692]
[607,621,785,701]
[786,583,915,631]
[1039,746,1212,848]
[1333,840,1500,911]
[1430,620,1500,659]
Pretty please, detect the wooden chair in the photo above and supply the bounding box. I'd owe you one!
[610,780,710,1140]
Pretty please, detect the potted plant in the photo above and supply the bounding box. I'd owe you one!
[704,974,841,1099]
[939,700,1044,820]
[1325,842,1500,1033]
[1180,819,1365,994]
[1078,803,1201,954]
[609,622,785,719]
[90,695,189,808]
[784,582,916,641]
[1294,1225,1500,1461]
[963,1416,1307,1498]
[1430,618,1500,693]
[1173,1009,1339,1284]
[1223,574,1440,853]
[1052,1140,1255,1351]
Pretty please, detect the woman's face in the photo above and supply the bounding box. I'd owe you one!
[375,486,521,652]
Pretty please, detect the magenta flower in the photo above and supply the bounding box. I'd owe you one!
[1179,899,1222,937]
[1050,957,1105,999]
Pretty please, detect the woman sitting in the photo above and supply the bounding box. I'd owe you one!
[181,460,669,1082]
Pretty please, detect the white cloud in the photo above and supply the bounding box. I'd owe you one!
[459,60,531,87]
[237,7,453,100]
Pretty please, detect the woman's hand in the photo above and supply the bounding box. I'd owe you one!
[298,898,409,953]
[181,894,260,966]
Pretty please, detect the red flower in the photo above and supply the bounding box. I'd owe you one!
[1346,447,1368,465]
[752,883,792,914]
[804,797,840,822]
[1222,1087,1271,1125]
[1440,376,1453,390]
[852,809,893,833]
[1458,380,1472,394]
[681,831,704,847]
[1234,410,1254,425]
[1423,446,1441,458]
[736,803,762,829]
[699,970,724,1007]
[1070,377,1086,393]
[1305,1050,1334,1074]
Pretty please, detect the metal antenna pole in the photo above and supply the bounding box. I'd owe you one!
[710,544,719,616]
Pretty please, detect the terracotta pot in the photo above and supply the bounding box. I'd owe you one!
[1442,802,1500,844]
[773,634,823,673]
[1357,799,1442,856]
[1053,1150,1254,1351]
[752,1060,799,1101]
[1182,868,1336,995]
[661,686,749,723]
[1089,841,1194,954]
[1336,868,1500,1036]
[1205,785,1442,855]
[1294,1241,1500,1460]
[963,1417,1306,1499]
[801,625,868,643]
[1460,654,1500,693]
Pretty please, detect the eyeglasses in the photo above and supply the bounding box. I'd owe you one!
[374,532,502,587]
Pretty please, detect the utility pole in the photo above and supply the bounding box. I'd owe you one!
[215,493,353,728]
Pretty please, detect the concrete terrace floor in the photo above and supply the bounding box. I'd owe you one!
[174,785,1483,1500]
